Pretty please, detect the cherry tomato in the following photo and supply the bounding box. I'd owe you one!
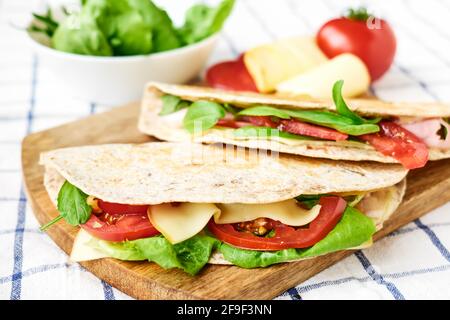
[208,196,346,250]
[316,8,396,81]
[360,121,429,169]
[206,54,258,92]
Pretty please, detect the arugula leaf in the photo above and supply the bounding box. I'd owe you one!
[183,100,226,133]
[437,123,448,140]
[177,0,235,44]
[218,206,376,268]
[233,126,312,140]
[90,234,219,275]
[159,95,190,115]
[41,181,92,231]
[332,80,381,124]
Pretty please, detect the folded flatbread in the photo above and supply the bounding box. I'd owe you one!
[138,83,450,166]
[40,142,407,273]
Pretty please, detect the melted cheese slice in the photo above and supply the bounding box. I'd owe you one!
[215,200,321,226]
[69,229,108,262]
[148,203,220,244]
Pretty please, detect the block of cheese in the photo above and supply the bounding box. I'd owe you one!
[244,36,328,93]
[276,53,371,98]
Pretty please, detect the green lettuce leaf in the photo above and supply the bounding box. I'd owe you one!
[177,0,235,44]
[90,234,219,275]
[217,206,376,268]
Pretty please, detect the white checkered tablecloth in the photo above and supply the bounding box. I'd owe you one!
[1,0,450,300]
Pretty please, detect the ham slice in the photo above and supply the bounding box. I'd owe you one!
[400,118,450,149]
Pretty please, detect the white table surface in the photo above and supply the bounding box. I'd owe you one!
[1,0,450,300]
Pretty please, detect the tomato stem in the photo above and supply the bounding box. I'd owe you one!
[40,215,64,231]
[345,7,373,21]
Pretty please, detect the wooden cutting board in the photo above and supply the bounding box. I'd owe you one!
[21,102,450,300]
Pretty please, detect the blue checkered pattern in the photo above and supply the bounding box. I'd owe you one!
[1,0,450,300]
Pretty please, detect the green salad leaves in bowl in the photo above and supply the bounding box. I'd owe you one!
[28,0,234,104]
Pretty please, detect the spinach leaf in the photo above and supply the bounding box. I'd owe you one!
[51,12,113,56]
[177,0,235,44]
[233,126,312,140]
[41,181,92,231]
[183,100,226,133]
[159,95,190,115]
[130,0,181,52]
[57,181,92,225]
[238,106,379,135]
[332,80,381,124]
[237,106,291,119]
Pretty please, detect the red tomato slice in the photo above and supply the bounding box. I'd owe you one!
[240,116,278,128]
[208,196,346,251]
[206,55,258,92]
[216,119,252,128]
[81,201,159,241]
[278,119,349,141]
[97,199,149,215]
[360,121,429,169]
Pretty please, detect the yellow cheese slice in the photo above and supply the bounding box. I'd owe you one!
[148,203,220,244]
[215,199,321,226]
[276,53,370,98]
[69,229,109,262]
[244,36,328,92]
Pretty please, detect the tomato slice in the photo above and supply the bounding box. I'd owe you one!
[97,199,149,215]
[216,119,252,128]
[360,121,429,169]
[208,196,346,251]
[81,201,159,241]
[240,116,278,128]
[206,54,258,92]
[278,119,349,141]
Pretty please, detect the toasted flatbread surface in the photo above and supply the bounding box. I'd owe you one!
[138,82,450,163]
[41,142,407,205]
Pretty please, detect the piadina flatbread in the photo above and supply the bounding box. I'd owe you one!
[138,82,450,164]
[40,142,407,273]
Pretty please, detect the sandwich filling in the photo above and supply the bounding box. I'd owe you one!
[156,81,450,169]
[50,180,404,275]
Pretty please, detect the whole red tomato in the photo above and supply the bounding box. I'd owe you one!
[317,8,396,81]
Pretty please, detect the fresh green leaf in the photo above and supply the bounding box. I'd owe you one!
[177,0,235,44]
[28,9,59,37]
[183,100,226,133]
[51,12,113,56]
[223,103,239,115]
[237,106,291,119]
[90,234,219,275]
[159,95,190,115]
[332,80,381,125]
[233,126,313,140]
[56,181,92,226]
[237,106,379,135]
[217,206,376,268]
[437,123,448,140]
[129,0,181,52]
[295,194,322,209]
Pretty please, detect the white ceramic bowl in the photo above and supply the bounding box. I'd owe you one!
[27,24,218,105]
